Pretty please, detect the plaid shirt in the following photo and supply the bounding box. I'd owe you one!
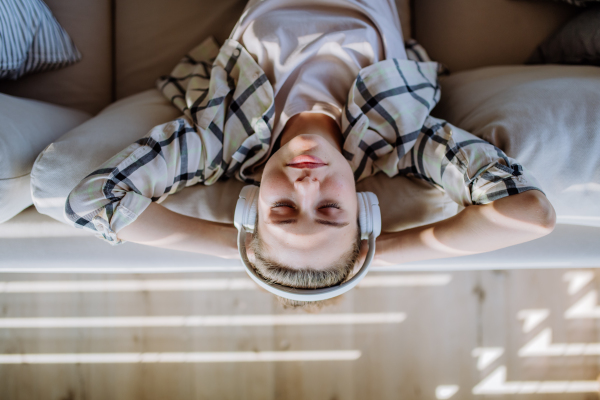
[65,37,542,244]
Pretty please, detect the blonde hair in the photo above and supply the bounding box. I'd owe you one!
[248,226,361,310]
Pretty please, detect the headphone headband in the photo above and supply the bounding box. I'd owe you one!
[234,185,381,302]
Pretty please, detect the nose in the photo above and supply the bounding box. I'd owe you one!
[294,174,320,210]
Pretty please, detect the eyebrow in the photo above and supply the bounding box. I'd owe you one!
[270,219,350,228]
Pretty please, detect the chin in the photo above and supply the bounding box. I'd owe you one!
[287,134,328,149]
[288,135,340,159]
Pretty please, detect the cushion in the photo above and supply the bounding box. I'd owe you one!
[31,89,459,233]
[413,0,579,72]
[0,93,90,223]
[0,0,112,115]
[114,0,413,100]
[395,0,412,40]
[0,0,81,80]
[434,65,600,226]
[530,0,600,6]
[528,6,600,66]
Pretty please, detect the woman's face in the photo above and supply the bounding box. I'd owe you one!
[257,133,358,269]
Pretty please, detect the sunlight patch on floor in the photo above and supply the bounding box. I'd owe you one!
[0,313,406,328]
[0,351,362,364]
[0,274,452,293]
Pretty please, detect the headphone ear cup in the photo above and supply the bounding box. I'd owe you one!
[357,192,369,240]
[363,191,381,238]
[234,185,259,233]
[357,192,381,240]
[245,187,259,232]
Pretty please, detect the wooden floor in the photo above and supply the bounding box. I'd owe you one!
[1,264,599,400]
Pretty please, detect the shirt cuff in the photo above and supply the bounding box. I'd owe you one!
[91,192,152,245]
[471,161,544,205]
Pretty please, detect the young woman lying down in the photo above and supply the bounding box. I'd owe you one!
[64,0,556,307]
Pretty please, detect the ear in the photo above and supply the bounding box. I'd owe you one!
[351,240,369,276]
[244,232,256,263]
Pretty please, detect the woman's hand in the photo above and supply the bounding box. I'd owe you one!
[374,190,556,265]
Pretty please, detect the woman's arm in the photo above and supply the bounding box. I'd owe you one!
[65,117,210,244]
[118,202,239,259]
[374,190,556,265]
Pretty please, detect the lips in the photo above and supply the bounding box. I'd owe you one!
[287,155,327,169]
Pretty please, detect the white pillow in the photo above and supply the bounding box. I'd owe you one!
[435,65,600,226]
[0,0,82,80]
[0,93,90,223]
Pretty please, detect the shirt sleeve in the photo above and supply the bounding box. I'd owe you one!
[397,117,544,207]
[64,117,205,244]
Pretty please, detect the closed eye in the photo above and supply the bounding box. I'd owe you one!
[271,202,341,210]
[272,202,295,209]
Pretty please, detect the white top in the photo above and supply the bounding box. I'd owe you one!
[230,0,408,138]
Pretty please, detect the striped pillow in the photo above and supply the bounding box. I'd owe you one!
[0,0,82,80]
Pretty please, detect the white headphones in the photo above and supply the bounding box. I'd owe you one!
[234,185,381,302]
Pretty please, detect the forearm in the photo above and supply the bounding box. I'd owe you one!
[375,190,556,265]
[117,202,239,259]
[65,117,210,244]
